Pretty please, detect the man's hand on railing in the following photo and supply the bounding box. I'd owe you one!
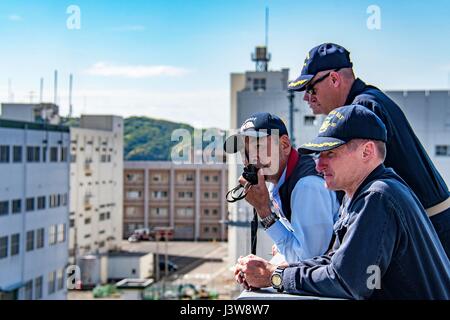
[234,254,285,289]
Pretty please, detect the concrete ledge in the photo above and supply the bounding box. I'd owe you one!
[236,287,344,300]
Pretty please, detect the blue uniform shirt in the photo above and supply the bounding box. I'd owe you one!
[266,167,340,262]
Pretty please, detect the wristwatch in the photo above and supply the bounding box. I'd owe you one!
[270,266,285,292]
[260,212,278,229]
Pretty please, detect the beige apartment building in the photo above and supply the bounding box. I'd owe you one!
[69,115,124,263]
[124,162,228,241]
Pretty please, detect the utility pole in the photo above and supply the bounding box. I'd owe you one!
[288,91,298,147]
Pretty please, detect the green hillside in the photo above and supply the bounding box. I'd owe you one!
[62,116,224,161]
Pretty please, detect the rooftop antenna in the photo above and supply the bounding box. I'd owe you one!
[39,77,44,103]
[265,6,269,50]
[53,70,58,105]
[251,6,271,72]
[29,91,35,103]
[8,78,14,102]
[68,73,73,118]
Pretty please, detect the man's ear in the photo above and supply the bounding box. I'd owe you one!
[280,135,291,154]
[330,71,341,88]
[362,141,375,162]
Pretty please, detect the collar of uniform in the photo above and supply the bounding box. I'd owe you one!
[344,78,368,105]
[347,163,386,207]
[269,166,287,197]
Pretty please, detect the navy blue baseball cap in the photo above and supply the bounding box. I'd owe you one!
[288,43,353,92]
[224,112,288,153]
[298,105,387,154]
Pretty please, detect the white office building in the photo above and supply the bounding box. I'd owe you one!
[69,115,124,264]
[0,108,70,300]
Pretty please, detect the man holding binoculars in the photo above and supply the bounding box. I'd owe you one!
[224,112,339,267]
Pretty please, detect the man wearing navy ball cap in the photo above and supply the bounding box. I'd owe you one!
[288,42,450,259]
[235,105,450,299]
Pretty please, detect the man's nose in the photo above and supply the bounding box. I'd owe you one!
[316,156,325,172]
[303,92,310,102]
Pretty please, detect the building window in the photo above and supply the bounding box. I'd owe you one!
[253,78,266,91]
[48,271,56,295]
[204,175,210,182]
[50,147,58,162]
[126,190,142,200]
[178,191,193,199]
[57,224,66,243]
[185,173,194,182]
[61,147,68,162]
[436,145,450,156]
[11,234,20,256]
[42,147,47,162]
[212,192,218,199]
[152,190,168,199]
[127,173,143,183]
[151,207,168,217]
[57,269,64,291]
[152,174,161,182]
[26,146,40,162]
[25,280,33,300]
[37,196,46,210]
[100,213,106,221]
[69,219,75,228]
[304,116,316,126]
[84,218,91,225]
[26,198,35,212]
[176,207,194,218]
[49,194,63,208]
[204,192,209,199]
[26,230,34,252]
[36,228,45,249]
[0,201,9,216]
[49,225,57,245]
[13,146,22,163]
[0,236,8,258]
[62,194,68,206]
[213,209,219,216]
[212,175,219,182]
[12,199,21,214]
[204,209,209,216]
[106,212,111,219]
[0,145,10,163]
[35,276,43,300]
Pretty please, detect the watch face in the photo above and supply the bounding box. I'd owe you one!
[271,274,282,287]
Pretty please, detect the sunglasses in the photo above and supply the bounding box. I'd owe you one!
[305,68,341,95]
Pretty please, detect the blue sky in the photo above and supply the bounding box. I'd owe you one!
[0,0,449,129]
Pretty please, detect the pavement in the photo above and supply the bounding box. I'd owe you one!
[68,240,236,300]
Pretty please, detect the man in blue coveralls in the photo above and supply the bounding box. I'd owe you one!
[234,105,450,299]
[288,43,450,259]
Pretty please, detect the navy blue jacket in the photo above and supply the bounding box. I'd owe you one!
[282,164,450,299]
[345,79,449,209]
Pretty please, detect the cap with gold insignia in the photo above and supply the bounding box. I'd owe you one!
[288,43,353,92]
[298,104,387,154]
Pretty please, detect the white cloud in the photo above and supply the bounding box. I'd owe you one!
[85,62,190,78]
[109,25,146,32]
[8,14,22,21]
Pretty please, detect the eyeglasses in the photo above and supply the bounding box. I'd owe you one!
[306,68,341,95]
